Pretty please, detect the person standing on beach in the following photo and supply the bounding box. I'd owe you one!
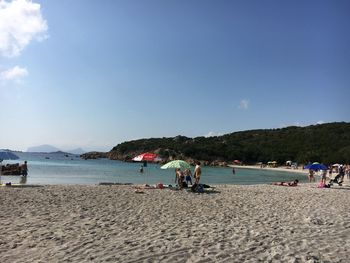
[328,165,333,179]
[308,169,315,182]
[184,169,192,185]
[320,169,327,185]
[339,165,345,182]
[194,162,202,184]
[175,168,184,189]
[21,161,28,176]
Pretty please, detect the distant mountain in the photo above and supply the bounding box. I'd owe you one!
[27,145,86,154]
[27,144,60,153]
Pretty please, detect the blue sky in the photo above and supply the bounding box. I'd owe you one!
[1,0,349,152]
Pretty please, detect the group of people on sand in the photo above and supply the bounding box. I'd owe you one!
[175,162,201,189]
[308,164,349,187]
[307,169,328,183]
[271,163,349,188]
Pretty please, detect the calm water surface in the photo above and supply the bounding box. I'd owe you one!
[1,152,308,185]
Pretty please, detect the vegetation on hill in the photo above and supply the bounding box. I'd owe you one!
[105,122,350,165]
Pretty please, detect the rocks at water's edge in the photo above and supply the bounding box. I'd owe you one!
[80,151,108,160]
[80,150,228,167]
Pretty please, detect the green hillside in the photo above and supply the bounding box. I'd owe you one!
[108,122,350,165]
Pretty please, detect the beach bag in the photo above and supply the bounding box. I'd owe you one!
[196,184,204,193]
[156,183,164,189]
[191,183,204,193]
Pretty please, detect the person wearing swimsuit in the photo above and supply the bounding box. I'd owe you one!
[194,162,201,184]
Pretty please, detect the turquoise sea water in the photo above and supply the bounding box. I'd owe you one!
[1,152,308,185]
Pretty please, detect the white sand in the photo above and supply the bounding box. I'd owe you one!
[1,184,350,262]
[230,164,309,175]
[231,165,349,183]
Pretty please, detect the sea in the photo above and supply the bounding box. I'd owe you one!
[1,152,308,185]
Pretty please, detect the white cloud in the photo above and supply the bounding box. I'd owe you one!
[0,65,28,81]
[0,0,48,57]
[238,99,249,110]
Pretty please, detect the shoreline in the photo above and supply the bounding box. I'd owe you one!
[230,164,350,183]
[229,164,308,175]
[1,184,350,262]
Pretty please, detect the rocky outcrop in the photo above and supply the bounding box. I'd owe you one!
[107,151,138,162]
[80,151,108,160]
[81,148,227,168]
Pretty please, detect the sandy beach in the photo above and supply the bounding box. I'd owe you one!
[1,183,350,263]
[231,164,309,175]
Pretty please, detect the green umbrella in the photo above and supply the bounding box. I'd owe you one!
[161,160,191,170]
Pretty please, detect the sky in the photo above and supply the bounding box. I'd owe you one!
[0,0,349,152]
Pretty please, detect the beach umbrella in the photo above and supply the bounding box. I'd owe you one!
[304,162,327,170]
[161,160,191,170]
[132,153,158,162]
[132,153,159,184]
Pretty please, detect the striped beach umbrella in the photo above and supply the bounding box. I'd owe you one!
[161,160,191,170]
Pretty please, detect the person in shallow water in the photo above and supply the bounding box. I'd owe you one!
[21,161,28,176]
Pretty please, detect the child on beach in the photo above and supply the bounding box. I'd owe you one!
[308,169,315,182]
[184,169,192,186]
[320,169,327,185]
